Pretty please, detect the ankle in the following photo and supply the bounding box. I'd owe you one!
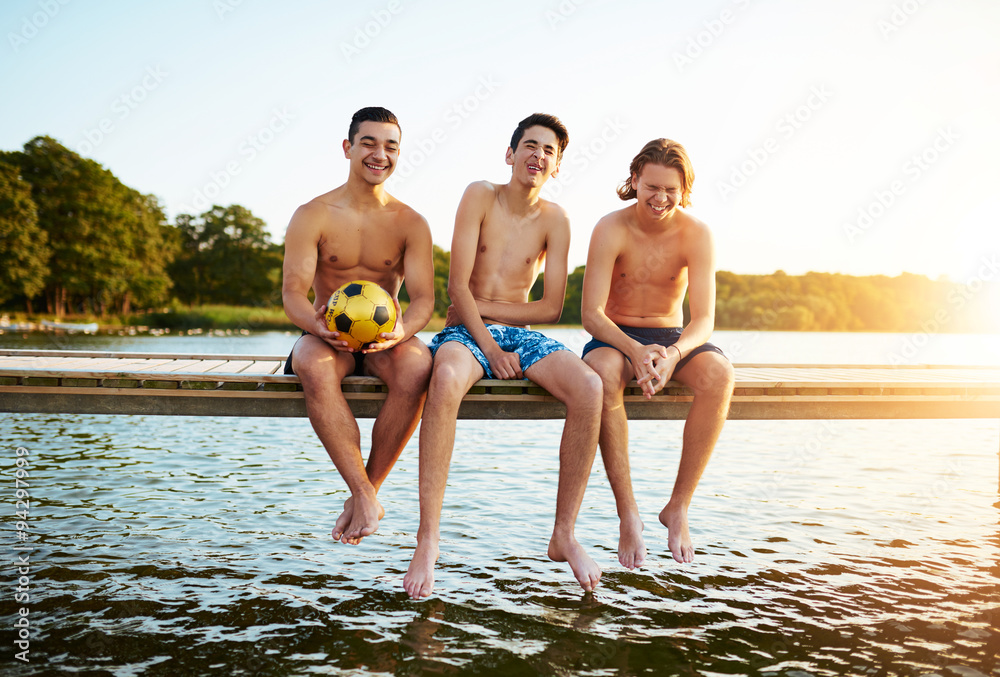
[549,527,578,545]
[616,505,641,522]
[662,499,690,516]
[415,530,440,547]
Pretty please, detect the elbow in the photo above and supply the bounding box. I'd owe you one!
[544,298,564,324]
[689,313,716,339]
[280,285,294,312]
[446,280,466,301]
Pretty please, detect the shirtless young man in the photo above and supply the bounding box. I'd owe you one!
[282,107,435,545]
[581,139,734,568]
[402,114,603,599]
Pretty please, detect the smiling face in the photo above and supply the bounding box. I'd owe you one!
[632,163,684,220]
[343,120,400,184]
[506,125,561,186]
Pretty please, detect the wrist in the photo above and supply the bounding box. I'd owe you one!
[670,344,682,361]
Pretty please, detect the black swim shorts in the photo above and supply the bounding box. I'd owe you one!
[284,331,366,376]
[581,326,726,374]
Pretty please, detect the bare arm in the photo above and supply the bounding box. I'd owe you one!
[638,223,717,390]
[363,211,435,352]
[672,224,717,357]
[581,216,667,397]
[448,182,522,379]
[281,203,349,350]
[474,206,570,326]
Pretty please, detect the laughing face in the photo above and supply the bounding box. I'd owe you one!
[344,121,400,184]
[632,164,684,220]
[506,125,561,186]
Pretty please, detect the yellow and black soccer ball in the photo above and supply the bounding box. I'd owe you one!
[325,280,397,350]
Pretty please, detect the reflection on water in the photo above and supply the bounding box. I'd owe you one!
[4,412,998,676]
[2,331,1000,675]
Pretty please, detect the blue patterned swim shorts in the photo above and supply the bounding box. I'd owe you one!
[427,324,571,379]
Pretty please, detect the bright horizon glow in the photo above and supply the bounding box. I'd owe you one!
[1,1,998,287]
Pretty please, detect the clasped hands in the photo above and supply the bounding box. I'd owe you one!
[632,343,679,400]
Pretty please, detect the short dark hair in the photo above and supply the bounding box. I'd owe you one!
[617,138,695,207]
[509,113,569,158]
[348,107,400,145]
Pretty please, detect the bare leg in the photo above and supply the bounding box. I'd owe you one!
[658,351,734,562]
[293,335,383,545]
[403,343,484,599]
[584,347,647,569]
[331,338,432,542]
[525,351,603,593]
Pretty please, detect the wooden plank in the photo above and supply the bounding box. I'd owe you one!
[0,349,297,361]
[205,359,256,373]
[144,359,210,373]
[0,367,300,384]
[175,359,230,374]
[3,383,999,419]
[2,351,1000,422]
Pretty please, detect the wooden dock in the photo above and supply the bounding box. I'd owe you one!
[2,349,1000,421]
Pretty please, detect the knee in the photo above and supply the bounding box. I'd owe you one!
[399,352,434,394]
[565,369,603,418]
[292,349,333,386]
[591,366,625,408]
[694,357,735,399]
[427,361,471,403]
[379,345,433,395]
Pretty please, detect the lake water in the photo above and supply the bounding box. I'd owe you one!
[3,330,999,676]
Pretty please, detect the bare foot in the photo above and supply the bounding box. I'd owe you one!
[548,534,602,592]
[403,538,440,599]
[618,513,646,569]
[330,498,355,542]
[658,502,694,563]
[331,493,384,545]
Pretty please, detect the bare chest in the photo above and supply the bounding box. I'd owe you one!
[318,217,402,271]
[612,234,686,288]
[476,210,548,276]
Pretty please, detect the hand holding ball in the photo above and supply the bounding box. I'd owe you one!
[325,280,397,350]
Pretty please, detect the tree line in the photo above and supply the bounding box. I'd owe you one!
[0,136,285,316]
[0,136,993,332]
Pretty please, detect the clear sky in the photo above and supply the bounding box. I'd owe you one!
[2,0,998,286]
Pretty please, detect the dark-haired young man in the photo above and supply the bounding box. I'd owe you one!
[282,106,435,546]
[403,114,603,599]
[581,139,734,568]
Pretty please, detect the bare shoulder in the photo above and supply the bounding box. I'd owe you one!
[286,193,336,241]
[390,198,432,238]
[675,209,714,244]
[291,189,340,223]
[593,205,631,241]
[538,196,570,227]
[462,180,499,204]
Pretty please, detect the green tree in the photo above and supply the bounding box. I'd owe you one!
[560,265,586,324]
[0,160,50,310]
[11,136,174,316]
[432,244,451,316]
[168,205,283,306]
